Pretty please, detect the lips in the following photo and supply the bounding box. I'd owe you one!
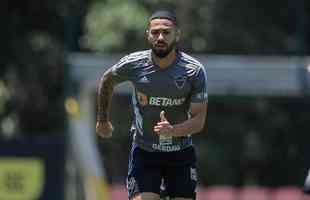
[155,42,167,48]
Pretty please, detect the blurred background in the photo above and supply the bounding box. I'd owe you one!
[1,0,310,199]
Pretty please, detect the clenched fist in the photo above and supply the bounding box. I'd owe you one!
[96,120,114,138]
[154,110,174,136]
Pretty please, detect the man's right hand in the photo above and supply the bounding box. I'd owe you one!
[96,120,114,138]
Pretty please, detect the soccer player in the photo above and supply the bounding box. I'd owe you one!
[96,10,208,200]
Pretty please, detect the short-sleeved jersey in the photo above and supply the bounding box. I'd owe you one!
[111,50,208,152]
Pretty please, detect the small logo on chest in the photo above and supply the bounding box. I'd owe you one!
[138,76,149,83]
[174,75,187,89]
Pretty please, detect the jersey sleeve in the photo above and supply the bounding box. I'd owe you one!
[190,66,208,103]
[110,55,133,82]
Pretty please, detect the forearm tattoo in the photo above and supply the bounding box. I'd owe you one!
[97,69,116,122]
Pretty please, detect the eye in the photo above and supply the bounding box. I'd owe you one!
[162,30,171,35]
[151,30,160,35]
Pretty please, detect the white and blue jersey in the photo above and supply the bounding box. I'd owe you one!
[111,49,208,152]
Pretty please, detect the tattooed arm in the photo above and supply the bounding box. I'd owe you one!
[96,68,120,138]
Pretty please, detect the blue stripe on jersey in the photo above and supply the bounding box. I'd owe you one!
[132,89,144,135]
[200,65,208,102]
[117,50,150,66]
[180,52,208,102]
[180,52,204,68]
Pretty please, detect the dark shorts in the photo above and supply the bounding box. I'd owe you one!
[126,146,197,199]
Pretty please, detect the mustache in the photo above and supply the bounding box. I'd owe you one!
[155,41,167,46]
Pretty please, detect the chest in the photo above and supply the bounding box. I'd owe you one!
[133,66,191,98]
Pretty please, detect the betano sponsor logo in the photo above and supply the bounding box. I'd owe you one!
[149,97,185,106]
[137,92,185,107]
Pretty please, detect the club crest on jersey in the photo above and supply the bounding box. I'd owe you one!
[174,75,186,89]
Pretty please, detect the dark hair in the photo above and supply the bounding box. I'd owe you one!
[148,10,178,26]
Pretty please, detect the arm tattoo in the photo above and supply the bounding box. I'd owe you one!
[97,69,117,122]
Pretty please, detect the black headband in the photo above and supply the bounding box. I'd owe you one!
[149,10,177,25]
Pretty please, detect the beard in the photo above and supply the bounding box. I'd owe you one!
[151,40,177,58]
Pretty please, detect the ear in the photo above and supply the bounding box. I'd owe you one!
[145,29,150,39]
[176,28,181,42]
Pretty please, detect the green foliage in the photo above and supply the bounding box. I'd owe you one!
[84,0,149,52]
[83,0,309,54]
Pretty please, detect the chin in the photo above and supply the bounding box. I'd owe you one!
[152,47,170,58]
[154,51,170,58]
[151,43,176,58]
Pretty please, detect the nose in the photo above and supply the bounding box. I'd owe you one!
[158,33,164,40]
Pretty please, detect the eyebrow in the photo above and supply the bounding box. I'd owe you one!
[150,26,174,30]
[147,22,178,32]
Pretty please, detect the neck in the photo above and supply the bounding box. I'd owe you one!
[152,49,177,69]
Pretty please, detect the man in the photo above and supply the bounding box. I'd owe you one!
[96,10,208,200]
